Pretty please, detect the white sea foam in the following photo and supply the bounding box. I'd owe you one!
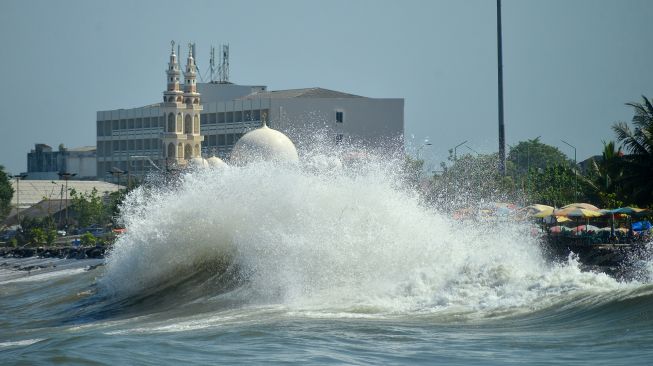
[0,338,44,348]
[0,267,87,285]
[100,150,640,317]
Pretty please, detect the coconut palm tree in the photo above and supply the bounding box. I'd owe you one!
[612,95,653,206]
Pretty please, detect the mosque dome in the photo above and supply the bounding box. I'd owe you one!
[230,122,299,165]
[207,155,227,168]
[188,157,209,169]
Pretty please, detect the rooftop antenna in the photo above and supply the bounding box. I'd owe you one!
[218,44,230,83]
[209,45,216,83]
[191,42,205,82]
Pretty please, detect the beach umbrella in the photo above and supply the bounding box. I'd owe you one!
[553,207,602,218]
[561,203,600,211]
[525,204,555,218]
[609,207,650,216]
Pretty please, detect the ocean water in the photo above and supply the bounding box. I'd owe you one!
[2,154,653,365]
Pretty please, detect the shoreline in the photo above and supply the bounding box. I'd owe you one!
[0,246,106,259]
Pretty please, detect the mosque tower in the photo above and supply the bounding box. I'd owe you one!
[161,41,203,168]
[182,43,204,160]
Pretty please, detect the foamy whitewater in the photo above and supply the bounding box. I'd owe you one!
[2,151,653,365]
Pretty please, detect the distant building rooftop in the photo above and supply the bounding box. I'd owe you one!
[239,87,365,100]
[10,180,123,209]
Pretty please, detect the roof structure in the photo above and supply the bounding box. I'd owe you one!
[239,87,364,100]
[10,180,123,209]
[67,146,96,152]
[2,199,72,227]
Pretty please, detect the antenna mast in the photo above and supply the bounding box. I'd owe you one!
[218,44,230,83]
[210,45,216,83]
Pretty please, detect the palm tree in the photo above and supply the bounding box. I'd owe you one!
[612,95,653,206]
[587,141,624,207]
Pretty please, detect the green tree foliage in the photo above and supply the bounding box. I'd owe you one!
[70,188,107,228]
[403,155,425,189]
[587,141,626,208]
[507,137,571,176]
[428,152,513,210]
[0,165,13,222]
[80,232,97,246]
[524,165,592,207]
[612,95,653,206]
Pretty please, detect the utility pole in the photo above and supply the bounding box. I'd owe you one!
[12,173,28,225]
[58,172,76,228]
[497,0,506,175]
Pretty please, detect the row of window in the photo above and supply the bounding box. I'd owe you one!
[97,132,248,157]
[200,109,268,125]
[97,139,162,157]
[97,117,164,136]
[200,133,244,148]
[97,108,271,136]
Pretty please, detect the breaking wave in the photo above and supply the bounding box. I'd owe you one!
[98,150,652,320]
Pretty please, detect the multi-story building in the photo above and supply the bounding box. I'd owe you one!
[96,43,404,180]
[26,143,97,180]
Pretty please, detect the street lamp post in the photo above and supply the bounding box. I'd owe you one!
[58,172,76,228]
[453,140,468,161]
[107,168,125,187]
[11,173,28,224]
[465,145,480,155]
[561,139,577,201]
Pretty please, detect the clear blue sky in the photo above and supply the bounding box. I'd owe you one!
[1,0,652,175]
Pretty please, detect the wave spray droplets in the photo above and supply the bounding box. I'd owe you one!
[100,150,634,319]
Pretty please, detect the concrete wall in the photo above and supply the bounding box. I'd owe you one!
[66,154,96,178]
[269,98,404,153]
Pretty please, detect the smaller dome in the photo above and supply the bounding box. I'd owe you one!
[188,157,208,169]
[230,123,299,165]
[207,156,227,168]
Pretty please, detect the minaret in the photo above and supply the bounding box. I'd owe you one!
[181,42,204,160]
[163,41,182,103]
[161,41,201,167]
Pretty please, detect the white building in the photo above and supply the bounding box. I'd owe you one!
[96,43,404,180]
[26,144,97,180]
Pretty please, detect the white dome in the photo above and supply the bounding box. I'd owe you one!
[207,156,227,168]
[188,157,209,169]
[230,124,299,165]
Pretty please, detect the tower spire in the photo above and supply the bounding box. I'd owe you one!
[163,40,181,103]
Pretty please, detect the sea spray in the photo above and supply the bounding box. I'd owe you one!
[100,151,636,318]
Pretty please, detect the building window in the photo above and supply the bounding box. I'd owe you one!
[335,134,343,144]
[218,134,226,146]
[336,111,344,123]
[167,113,175,132]
[184,114,192,134]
